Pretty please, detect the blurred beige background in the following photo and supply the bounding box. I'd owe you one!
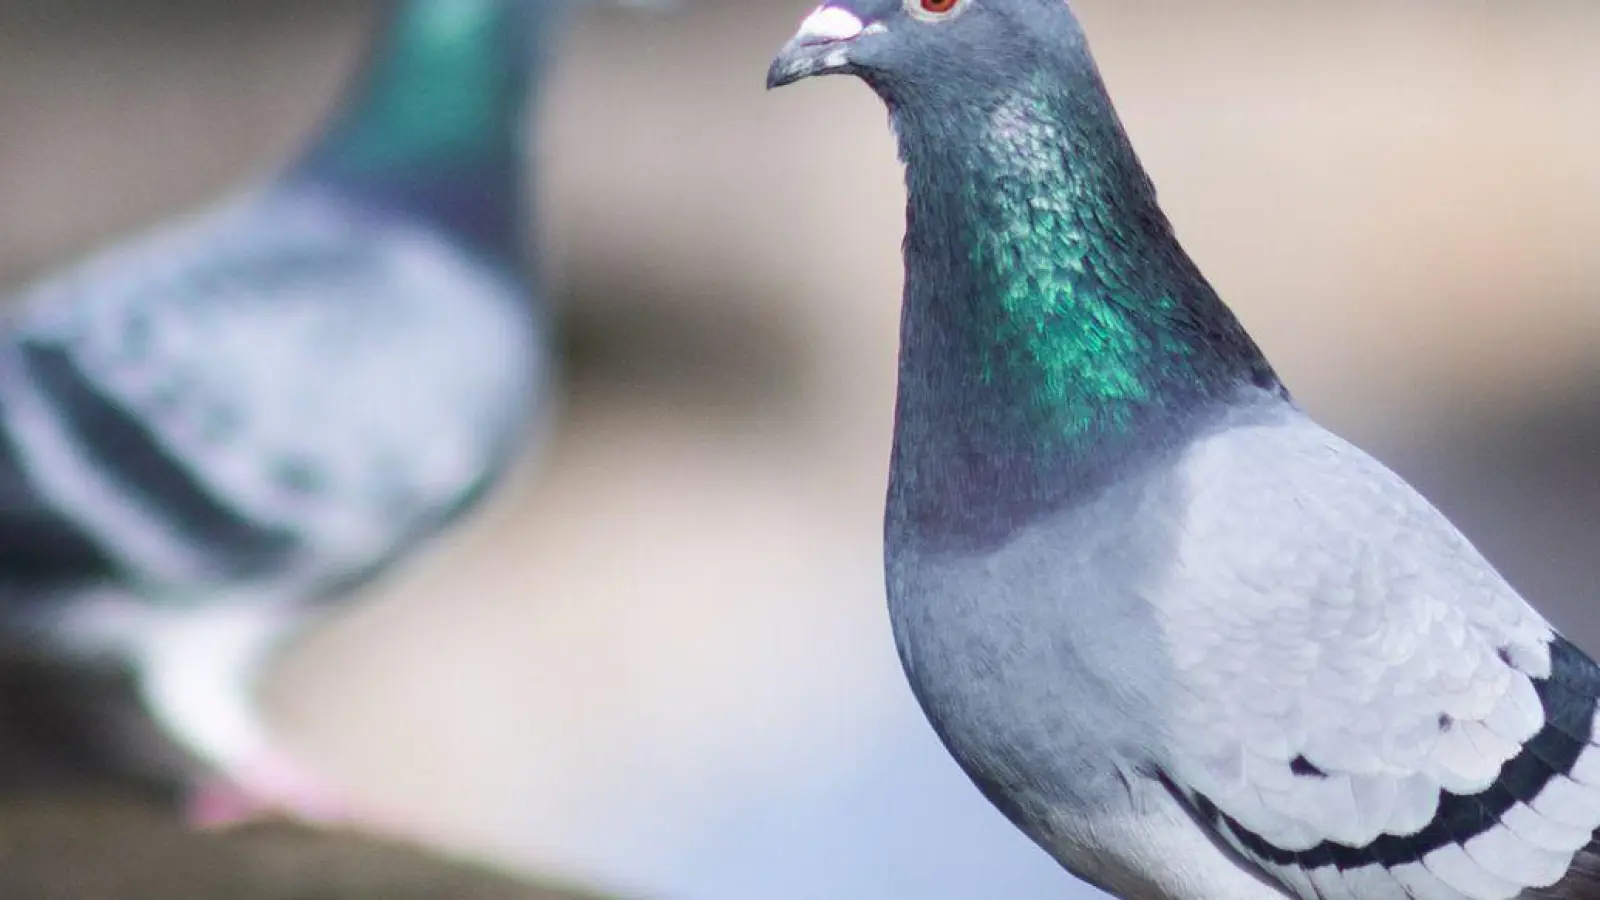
[0,3,1597,899]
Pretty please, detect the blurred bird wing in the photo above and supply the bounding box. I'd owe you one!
[1,184,537,591]
[0,403,122,597]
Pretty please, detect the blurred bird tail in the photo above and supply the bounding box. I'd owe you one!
[1524,836,1600,899]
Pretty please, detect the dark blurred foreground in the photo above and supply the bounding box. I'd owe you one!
[0,794,603,900]
[0,659,609,898]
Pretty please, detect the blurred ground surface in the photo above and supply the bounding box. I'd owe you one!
[0,3,1597,900]
[0,793,601,900]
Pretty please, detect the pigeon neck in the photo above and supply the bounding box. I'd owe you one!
[886,73,1279,549]
[298,0,553,262]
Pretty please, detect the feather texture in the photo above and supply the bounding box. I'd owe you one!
[1158,411,1600,899]
[3,186,538,595]
[0,0,564,817]
[768,1,1600,897]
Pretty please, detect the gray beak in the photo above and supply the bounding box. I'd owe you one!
[766,5,870,89]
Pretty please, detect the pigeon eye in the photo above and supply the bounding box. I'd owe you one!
[907,0,966,21]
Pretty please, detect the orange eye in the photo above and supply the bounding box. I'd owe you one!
[906,0,966,20]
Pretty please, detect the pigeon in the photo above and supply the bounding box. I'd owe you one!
[768,2,1600,898]
[0,0,567,826]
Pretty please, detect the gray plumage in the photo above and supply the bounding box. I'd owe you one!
[0,0,560,821]
[889,398,1600,899]
[769,1,1600,898]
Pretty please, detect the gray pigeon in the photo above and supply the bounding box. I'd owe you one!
[768,2,1600,898]
[0,0,567,826]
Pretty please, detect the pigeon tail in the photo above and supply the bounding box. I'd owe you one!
[1527,838,1600,899]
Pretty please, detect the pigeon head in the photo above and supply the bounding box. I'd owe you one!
[768,0,1282,544]
[766,0,1094,102]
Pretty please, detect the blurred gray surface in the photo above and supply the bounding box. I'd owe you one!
[1,3,1597,900]
[0,792,605,899]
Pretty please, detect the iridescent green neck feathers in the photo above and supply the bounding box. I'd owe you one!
[888,74,1277,544]
[298,0,551,258]
[962,89,1174,440]
[310,0,542,175]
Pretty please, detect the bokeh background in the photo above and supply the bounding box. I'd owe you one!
[0,2,1596,899]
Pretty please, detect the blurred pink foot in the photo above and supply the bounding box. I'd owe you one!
[185,753,349,829]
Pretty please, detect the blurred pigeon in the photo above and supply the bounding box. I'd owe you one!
[0,0,569,826]
[769,2,1600,898]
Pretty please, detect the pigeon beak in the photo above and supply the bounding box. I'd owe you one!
[766,5,872,89]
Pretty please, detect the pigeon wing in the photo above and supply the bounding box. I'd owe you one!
[1155,415,1600,900]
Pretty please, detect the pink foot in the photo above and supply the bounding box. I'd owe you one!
[185,753,350,830]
